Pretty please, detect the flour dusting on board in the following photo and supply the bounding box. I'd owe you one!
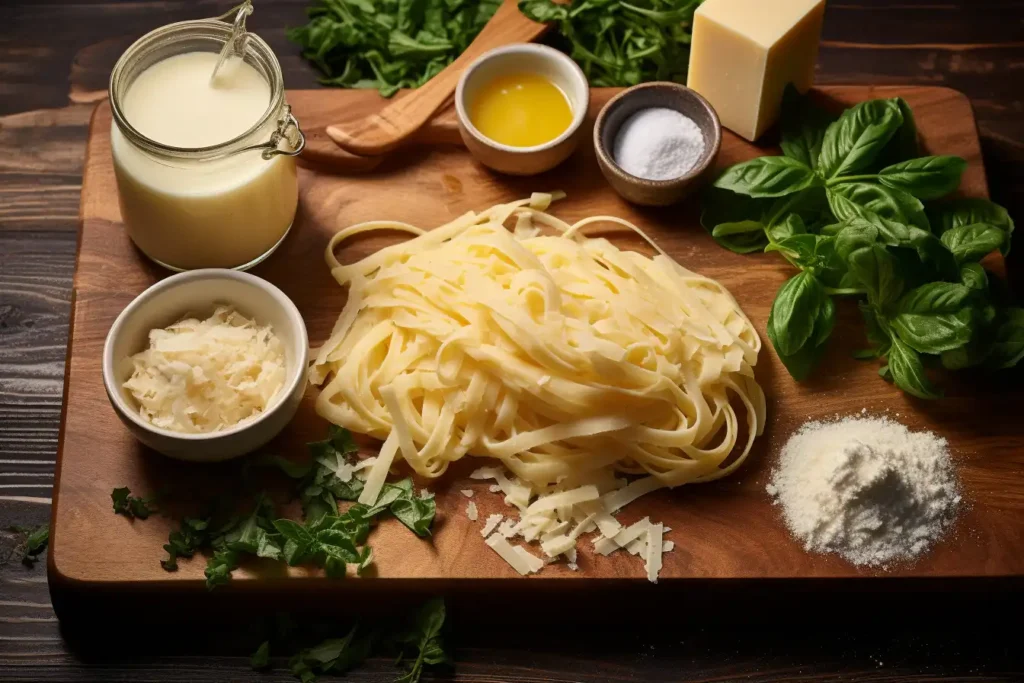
[767,415,960,567]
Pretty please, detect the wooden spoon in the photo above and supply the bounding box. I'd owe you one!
[325,0,552,156]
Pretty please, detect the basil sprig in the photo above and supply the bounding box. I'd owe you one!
[704,86,1021,398]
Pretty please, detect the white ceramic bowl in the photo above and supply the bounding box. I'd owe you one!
[102,269,309,462]
[455,43,589,176]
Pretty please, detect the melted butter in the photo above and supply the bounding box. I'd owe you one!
[469,73,572,147]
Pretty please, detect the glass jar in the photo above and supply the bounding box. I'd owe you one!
[109,16,304,271]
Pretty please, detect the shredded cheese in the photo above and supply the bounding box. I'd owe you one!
[466,501,478,521]
[481,514,503,537]
[460,489,475,498]
[123,306,285,433]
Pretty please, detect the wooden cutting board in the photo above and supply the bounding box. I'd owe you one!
[50,86,1024,599]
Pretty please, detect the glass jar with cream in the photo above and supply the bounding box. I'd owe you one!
[109,9,304,271]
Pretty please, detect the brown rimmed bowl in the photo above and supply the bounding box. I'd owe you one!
[594,82,722,206]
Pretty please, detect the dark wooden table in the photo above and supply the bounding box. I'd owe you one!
[2,1,1024,681]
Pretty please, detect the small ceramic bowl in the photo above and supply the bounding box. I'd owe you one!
[455,43,589,176]
[594,82,721,206]
[102,269,309,462]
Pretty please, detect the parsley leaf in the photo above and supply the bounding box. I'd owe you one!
[12,524,49,566]
[162,517,210,571]
[111,486,157,519]
[251,640,271,670]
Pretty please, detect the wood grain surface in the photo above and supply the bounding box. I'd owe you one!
[49,85,1023,594]
[3,0,1024,681]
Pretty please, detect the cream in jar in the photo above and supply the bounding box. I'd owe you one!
[111,48,299,271]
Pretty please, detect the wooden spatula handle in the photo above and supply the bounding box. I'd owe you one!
[325,0,549,156]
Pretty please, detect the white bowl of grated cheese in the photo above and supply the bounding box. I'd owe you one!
[102,269,308,462]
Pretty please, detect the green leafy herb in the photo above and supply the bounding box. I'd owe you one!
[288,0,501,97]
[251,640,271,671]
[714,156,822,198]
[877,156,966,200]
[162,517,210,571]
[818,99,903,179]
[703,89,1021,397]
[111,486,157,520]
[940,223,1007,263]
[392,598,449,683]
[16,524,49,566]
[519,0,701,88]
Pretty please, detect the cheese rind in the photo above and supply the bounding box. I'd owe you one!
[687,0,826,141]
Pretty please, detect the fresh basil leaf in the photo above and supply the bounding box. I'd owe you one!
[18,524,49,566]
[896,282,972,314]
[986,308,1024,368]
[766,234,818,265]
[767,272,826,357]
[713,156,821,198]
[876,97,919,166]
[818,98,903,179]
[700,188,771,229]
[878,155,966,200]
[878,364,893,381]
[888,336,942,399]
[767,214,807,242]
[390,493,437,538]
[940,223,1006,263]
[892,308,973,354]
[906,227,959,282]
[827,182,928,230]
[848,244,903,307]
[780,84,836,169]
[711,221,769,254]
[835,219,880,262]
[960,263,988,292]
[860,303,893,355]
[930,198,1015,254]
[775,296,834,381]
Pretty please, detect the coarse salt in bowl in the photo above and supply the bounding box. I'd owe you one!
[594,82,722,206]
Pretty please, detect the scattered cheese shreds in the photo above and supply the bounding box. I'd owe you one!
[662,540,675,552]
[526,485,600,515]
[497,518,518,538]
[466,501,478,521]
[646,523,664,584]
[485,534,535,575]
[512,545,545,573]
[122,306,285,434]
[460,489,475,498]
[566,548,579,571]
[481,514,503,537]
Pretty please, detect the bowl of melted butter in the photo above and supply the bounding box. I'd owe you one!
[455,44,589,176]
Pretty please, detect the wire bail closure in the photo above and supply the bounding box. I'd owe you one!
[208,0,305,159]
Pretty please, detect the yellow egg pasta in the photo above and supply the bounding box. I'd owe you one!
[310,194,765,497]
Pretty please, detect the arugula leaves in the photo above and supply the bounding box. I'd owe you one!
[519,0,701,89]
[705,85,1021,397]
[288,0,501,97]
[111,486,157,519]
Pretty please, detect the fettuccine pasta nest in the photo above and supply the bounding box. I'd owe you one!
[310,194,765,492]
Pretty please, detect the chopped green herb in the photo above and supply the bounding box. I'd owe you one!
[15,524,49,566]
[111,486,157,519]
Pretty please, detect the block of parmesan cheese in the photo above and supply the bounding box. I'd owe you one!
[687,0,826,141]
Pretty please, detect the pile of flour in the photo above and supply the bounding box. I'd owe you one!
[766,415,960,567]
